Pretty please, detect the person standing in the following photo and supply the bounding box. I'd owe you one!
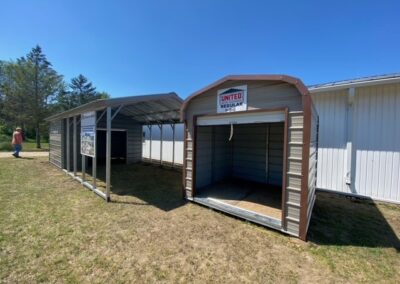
[11,127,23,158]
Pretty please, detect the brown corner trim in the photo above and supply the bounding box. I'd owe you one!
[192,116,198,197]
[280,108,289,230]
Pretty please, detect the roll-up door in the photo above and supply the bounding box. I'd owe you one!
[197,111,285,126]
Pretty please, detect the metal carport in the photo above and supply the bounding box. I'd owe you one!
[45,93,182,201]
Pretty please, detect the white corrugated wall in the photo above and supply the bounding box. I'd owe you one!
[142,123,184,165]
[312,83,400,203]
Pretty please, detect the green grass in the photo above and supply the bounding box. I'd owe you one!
[0,137,48,151]
[22,139,49,151]
[0,157,399,283]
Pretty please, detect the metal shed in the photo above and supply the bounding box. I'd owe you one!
[45,93,182,201]
[181,75,319,240]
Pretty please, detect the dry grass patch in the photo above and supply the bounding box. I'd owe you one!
[0,157,399,283]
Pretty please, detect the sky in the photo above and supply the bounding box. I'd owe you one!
[1,0,399,99]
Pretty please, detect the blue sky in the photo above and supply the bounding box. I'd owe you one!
[1,0,399,99]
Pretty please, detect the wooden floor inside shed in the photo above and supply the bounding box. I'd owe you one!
[196,179,282,220]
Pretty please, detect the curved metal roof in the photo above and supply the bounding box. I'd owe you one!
[45,92,183,124]
[180,74,309,120]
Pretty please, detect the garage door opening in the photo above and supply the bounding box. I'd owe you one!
[193,122,284,228]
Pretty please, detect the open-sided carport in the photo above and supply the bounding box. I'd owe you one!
[181,75,319,240]
[45,93,182,201]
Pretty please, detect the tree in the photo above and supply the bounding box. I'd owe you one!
[96,91,110,100]
[70,74,97,107]
[55,74,109,110]
[26,46,63,148]
[0,46,63,148]
[0,61,31,130]
[1,46,112,146]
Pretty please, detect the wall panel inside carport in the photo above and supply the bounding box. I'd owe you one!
[311,83,400,203]
[96,112,142,164]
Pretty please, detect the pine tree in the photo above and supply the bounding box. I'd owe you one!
[69,74,97,107]
[25,45,62,148]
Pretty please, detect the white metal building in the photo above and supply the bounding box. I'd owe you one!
[310,74,400,204]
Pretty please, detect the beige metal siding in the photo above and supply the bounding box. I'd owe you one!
[184,126,194,198]
[284,112,304,236]
[183,78,308,239]
[185,81,302,122]
[49,120,63,168]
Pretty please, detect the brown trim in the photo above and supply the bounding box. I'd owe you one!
[180,74,309,121]
[299,94,312,241]
[182,120,188,198]
[280,108,289,230]
[192,116,198,197]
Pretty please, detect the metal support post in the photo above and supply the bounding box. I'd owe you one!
[92,157,97,188]
[73,116,77,176]
[149,125,152,162]
[171,124,175,167]
[82,155,86,182]
[66,117,70,172]
[159,124,163,165]
[106,107,112,202]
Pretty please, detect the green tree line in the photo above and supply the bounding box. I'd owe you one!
[0,45,109,148]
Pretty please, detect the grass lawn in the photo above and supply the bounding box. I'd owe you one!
[22,140,49,151]
[0,157,399,283]
[0,138,49,152]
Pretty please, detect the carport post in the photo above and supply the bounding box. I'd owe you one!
[171,124,175,167]
[81,114,86,182]
[93,115,97,188]
[82,156,86,182]
[92,156,97,188]
[66,117,70,172]
[73,116,77,176]
[159,124,163,165]
[149,125,152,162]
[105,106,111,201]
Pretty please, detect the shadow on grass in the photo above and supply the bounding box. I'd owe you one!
[308,192,400,250]
[95,162,186,212]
